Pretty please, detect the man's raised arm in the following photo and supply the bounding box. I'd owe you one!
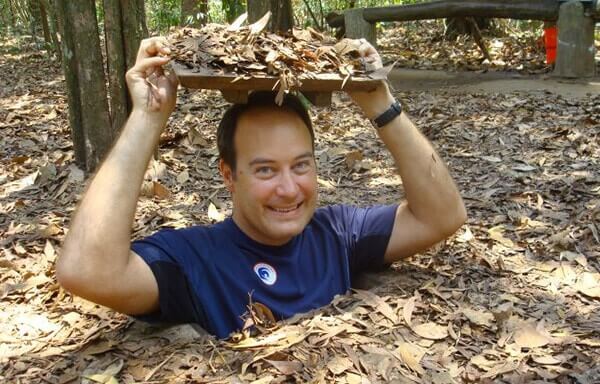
[56,37,178,314]
[348,39,467,263]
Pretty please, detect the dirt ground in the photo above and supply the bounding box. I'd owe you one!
[1,23,599,383]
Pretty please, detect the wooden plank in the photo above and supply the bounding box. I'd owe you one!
[172,62,382,92]
[221,90,248,103]
[303,91,332,107]
[327,0,561,28]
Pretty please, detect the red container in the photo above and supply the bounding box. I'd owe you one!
[544,26,557,64]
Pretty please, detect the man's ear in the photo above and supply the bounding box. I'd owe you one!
[219,159,235,193]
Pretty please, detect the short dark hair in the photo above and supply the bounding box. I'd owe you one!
[217,91,314,171]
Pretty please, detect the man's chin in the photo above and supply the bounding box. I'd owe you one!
[263,221,307,243]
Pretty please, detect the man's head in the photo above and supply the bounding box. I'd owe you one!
[217,91,318,246]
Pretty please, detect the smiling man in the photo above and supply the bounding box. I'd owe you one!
[57,37,466,339]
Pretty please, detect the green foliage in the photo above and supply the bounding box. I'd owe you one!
[293,0,419,30]
[146,0,181,33]
[0,0,32,35]
[222,0,245,23]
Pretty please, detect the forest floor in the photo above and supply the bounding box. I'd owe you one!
[1,22,599,383]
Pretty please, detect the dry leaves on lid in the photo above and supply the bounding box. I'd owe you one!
[169,13,377,104]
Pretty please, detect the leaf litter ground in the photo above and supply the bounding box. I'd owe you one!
[1,24,599,383]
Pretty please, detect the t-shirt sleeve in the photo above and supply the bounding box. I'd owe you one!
[320,204,398,274]
[131,229,208,327]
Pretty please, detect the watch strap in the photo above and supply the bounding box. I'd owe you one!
[372,100,402,128]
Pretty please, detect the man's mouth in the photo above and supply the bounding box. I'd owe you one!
[268,202,303,214]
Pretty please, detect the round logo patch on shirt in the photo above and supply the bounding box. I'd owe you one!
[254,263,277,286]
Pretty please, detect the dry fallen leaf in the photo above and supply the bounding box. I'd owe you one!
[531,355,562,365]
[396,342,425,374]
[513,324,552,349]
[403,295,417,327]
[152,181,171,199]
[412,322,448,340]
[354,289,398,323]
[176,170,190,184]
[207,203,225,222]
[462,307,495,328]
[265,359,303,375]
[327,356,353,376]
[576,273,600,299]
[488,225,515,247]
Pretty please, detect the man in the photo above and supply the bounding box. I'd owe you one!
[57,37,466,339]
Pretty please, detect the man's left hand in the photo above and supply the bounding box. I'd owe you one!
[346,38,395,121]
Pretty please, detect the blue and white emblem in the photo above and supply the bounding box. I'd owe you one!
[254,263,277,286]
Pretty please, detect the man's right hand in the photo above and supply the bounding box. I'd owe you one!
[126,37,178,122]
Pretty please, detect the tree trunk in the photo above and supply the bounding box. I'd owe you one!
[103,0,129,137]
[248,0,293,32]
[41,0,62,57]
[121,0,147,70]
[222,0,244,23]
[181,0,208,26]
[55,0,113,172]
[37,0,52,46]
[28,0,40,43]
[444,17,491,38]
[327,0,560,28]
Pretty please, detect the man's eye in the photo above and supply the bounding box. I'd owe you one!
[294,161,310,172]
[256,167,274,175]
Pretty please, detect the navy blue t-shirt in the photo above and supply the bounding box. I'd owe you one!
[131,204,397,339]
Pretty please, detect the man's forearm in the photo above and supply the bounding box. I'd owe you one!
[357,85,465,234]
[377,112,465,232]
[59,110,166,278]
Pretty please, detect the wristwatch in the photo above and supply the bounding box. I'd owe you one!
[371,100,402,128]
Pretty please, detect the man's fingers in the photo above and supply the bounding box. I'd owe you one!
[357,41,377,58]
[166,68,179,87]
[130,56,170,77]
[136,37,171,62]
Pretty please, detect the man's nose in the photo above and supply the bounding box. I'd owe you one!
[275,170,299,198]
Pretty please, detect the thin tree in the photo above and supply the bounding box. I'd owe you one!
[247,0,294,32]
[54,0,147,172]
[181,0,208,27]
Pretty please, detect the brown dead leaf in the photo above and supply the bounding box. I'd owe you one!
[396,342,425,374]
[345,150,363,169]
[412,322,448,340]
[152,181,171,200]
[176,170,189,184]
[462,307,494,328]
[403,295,417,328]
[576,273,600,298]
[532,355,562,365]
[354,289,398,323]
[488,225,514,247]
[327,356,353,376]
[43,240,56,262]
[249,11,271,35]
[227,12,248,32]
[513,323,552,349]
[207,203,225,222]
[265,359,303,375]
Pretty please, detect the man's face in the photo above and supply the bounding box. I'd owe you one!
[220,107,317,246]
